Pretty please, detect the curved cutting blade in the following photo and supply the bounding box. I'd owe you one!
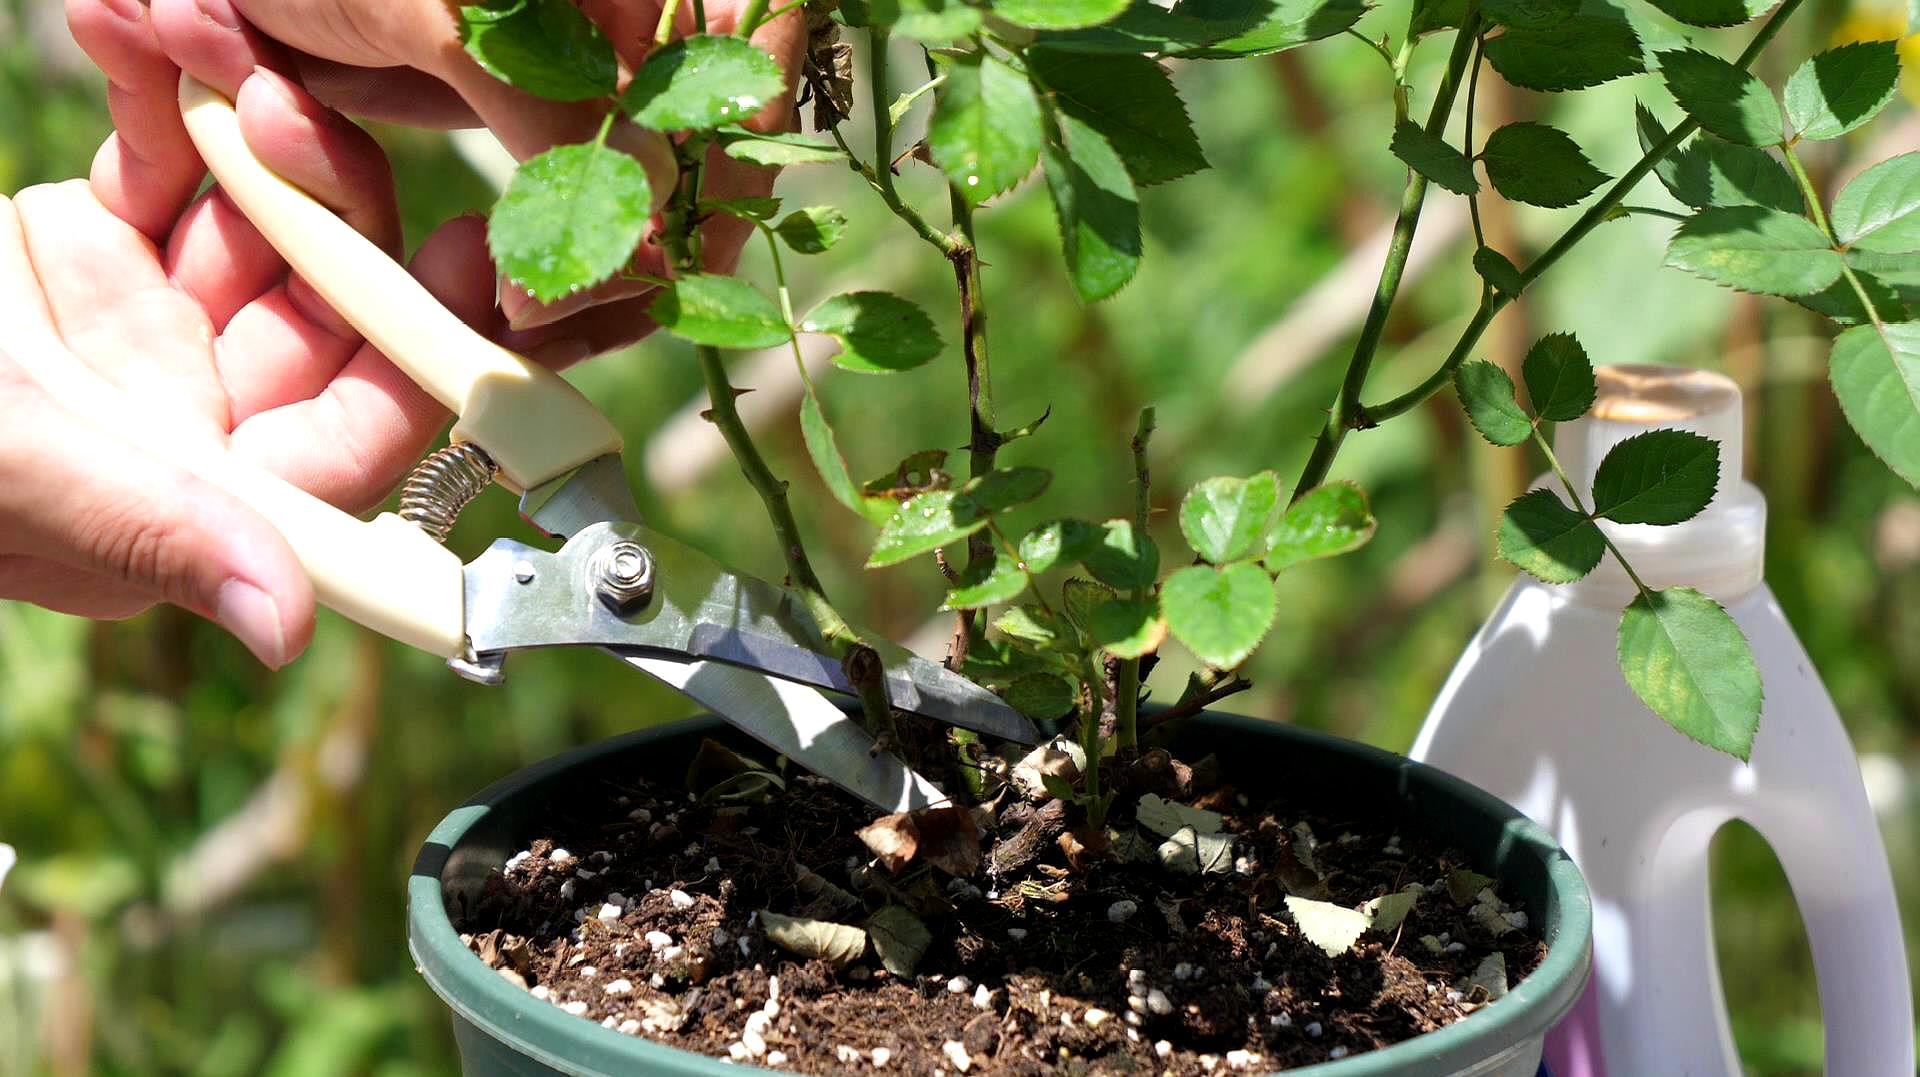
[614,651,944,813]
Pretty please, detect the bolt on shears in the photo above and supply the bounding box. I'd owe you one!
[11,75,1039,812]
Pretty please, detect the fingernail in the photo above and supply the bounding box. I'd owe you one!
[216,579,288,668]
[99,0,144,22]
[249,64,299,104]
[196,0,242,31]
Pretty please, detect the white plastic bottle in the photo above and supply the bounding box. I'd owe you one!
[1412,366,1914,1077]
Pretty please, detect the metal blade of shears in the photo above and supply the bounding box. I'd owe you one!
[614,651,942,813]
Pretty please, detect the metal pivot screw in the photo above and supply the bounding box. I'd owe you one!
[592,540,655,613]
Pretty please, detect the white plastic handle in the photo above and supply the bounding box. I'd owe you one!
[176,74,622,492]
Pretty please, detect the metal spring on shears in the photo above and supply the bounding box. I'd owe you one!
[398,442,497,542]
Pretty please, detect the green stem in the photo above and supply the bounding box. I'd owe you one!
[1529,426,1653,598]
[1782,141,1887,329]
[1114,407,1156,757]
[1291,10,1483,500]
[655,0,682,44]
[1355,0,1808,427]
[1464,34,1487,255]
[826,119,959,256]
[734,0,769,36]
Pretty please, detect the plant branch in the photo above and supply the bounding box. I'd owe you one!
[1529,425,1653,597]
[1782,140,1888,331]
[1354,0,1808,426]
[734,0,770,37]
[1139,671,1255,732]
[1114,408,1156,756]
[1291,9,1484,501]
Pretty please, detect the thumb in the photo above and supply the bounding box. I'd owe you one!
[0,393,317,668]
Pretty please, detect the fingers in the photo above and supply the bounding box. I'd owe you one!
[230,215,496,511]
[235,66,401,257]
[503,294,661,367]
[0,379,315,667]
[67,0,207,240]
[293,53,482,129]
[149,0,291,96]
[0,556,156,620]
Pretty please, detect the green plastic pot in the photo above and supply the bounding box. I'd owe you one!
[409,713,1591,1076]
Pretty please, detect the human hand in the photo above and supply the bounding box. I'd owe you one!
[149,0,810,355]
[0,1,499,667]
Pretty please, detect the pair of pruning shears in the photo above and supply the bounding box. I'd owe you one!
[13,74,1039,812]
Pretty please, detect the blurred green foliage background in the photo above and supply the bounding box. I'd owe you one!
[2,0,1917,1072]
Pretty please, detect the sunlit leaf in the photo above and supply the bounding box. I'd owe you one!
[1264,482,1376,572]
[1664,206,1842,297]
[1481,122,1608,208]
[1454,360,1533,446]
[928,51,1044,204]
[622,35,785,130]
[1830,153,1920,255]
[1180,472,1283,564]
[1521,332,1596,421]
[1617,587,1762,760]
[1784,40,1902,142]
[458,0,617,101]
[773,207,848,254]
[867,490,989,567]
[489,143,652,303]
[801,292,943,373]
[1829,321,1920,487]
[1591,429,1720,524]
[1041,112,1142,303]
[1285,895,1370,958]
[1025,50,1207,186]
[1498,489,1605,583]
[650,273,791,349]
[1162,562,1276,668]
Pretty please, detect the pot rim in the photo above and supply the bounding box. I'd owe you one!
[408,713,1592,1076]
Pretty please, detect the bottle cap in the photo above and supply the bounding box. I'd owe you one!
[1549,365,1766,608]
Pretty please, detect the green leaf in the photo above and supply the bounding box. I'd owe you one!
[1480,122,1608,208]
[841,0,983,40]
[1032,0,1281,53]
[1498,489,1605,583]
[1061,578,1115,633]
[1390,121,1480,196]
[1831,153,1920,255]
[1170,0,1368,57]
[1005,672,1076,719]
[1162,562,1277,668]
[1025,50,1207,186]
[705,196,784,220]
[1180,472,1282,564]
[1019,519,1104,574]
[1410,0,1469,36]
[457,0,617,102]
[1473,247,1527,296]
[1364,887,1422,935]
[1641,0,1763,27]
[1664,206,1842,297]
[801,292,943,373]
[1481,0,1578,30]
[1087,597,1167,659]
[865,906,932,978]
[773,207,848,255]
[1084,519,1160,590]
[928,51,1045,204]
[716,128,847,166]
[1484,6,1644,92]
[1638,106,1802,214]
[1792,272,1915,326]
[650,274,791,349]
[1658,48,1782,147]
[867,489,989,567]
[1617,587,1762,760]
[1263,481,1376,572]
[1454,360,1534,446]
[1591,429,1721,524]
[1828,321,1920,486]
[995,605,1067,648]
[1784,40,1902,142]
[966,467,1052,512]
[1041,112,1142,303]
[1521,332,1596,421]
[800,390,895,526]
[994,0,1130,29]
[622,35,785,130]
[489,143,653,303]
[944,554,1030,610]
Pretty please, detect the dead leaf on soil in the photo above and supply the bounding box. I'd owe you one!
[1362,885,1422,936]
[915,806,982,876]
[1464,951,1508,1003]
[1285,895,1371,958]
[1011,745,1081,803]
[1446,868,1495,906]
[760,910,867,967]
[867,904,932,977]
[795,863,860,915]
[1136,793,1224,838]
[858,812,920,872]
